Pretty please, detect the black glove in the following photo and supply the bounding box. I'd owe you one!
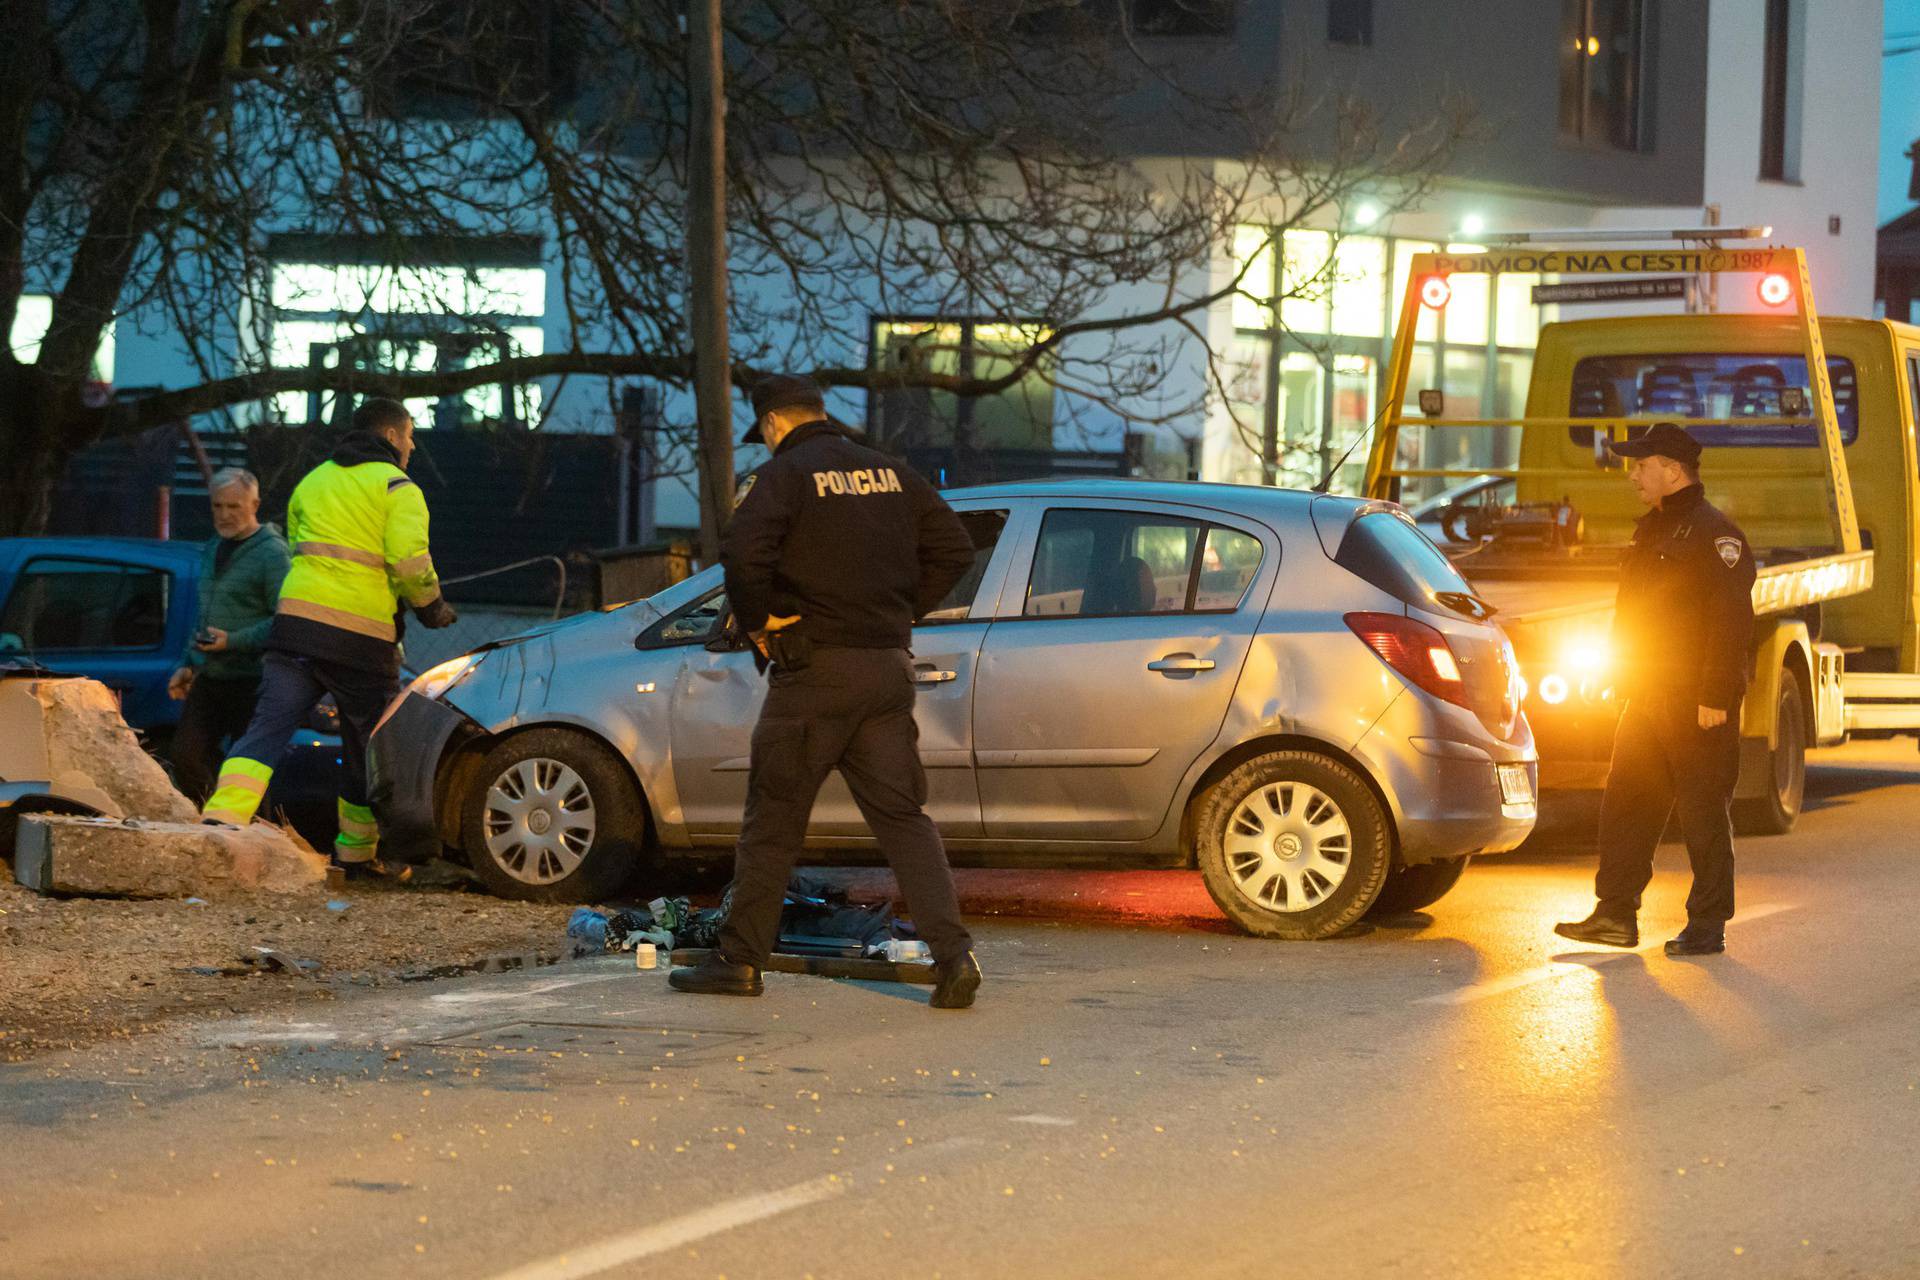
[415,597,458,630]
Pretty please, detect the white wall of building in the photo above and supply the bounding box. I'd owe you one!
[1678,0,1880,315]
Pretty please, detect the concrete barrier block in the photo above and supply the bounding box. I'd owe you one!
[14,814,328,898]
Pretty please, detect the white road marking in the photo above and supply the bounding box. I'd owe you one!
[1010,1114,1077,1127]
[195,1023,340,1047]
[1417,902,1797,1007]
[429,975,621,1005]
[484,1138,980,1280]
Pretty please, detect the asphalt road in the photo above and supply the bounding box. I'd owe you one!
[4,740,1919,1279]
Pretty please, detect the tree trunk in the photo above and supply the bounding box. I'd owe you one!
[0,363,83,537]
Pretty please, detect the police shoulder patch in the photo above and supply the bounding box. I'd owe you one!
[1715,536,1742,567]
[734,472,760,509]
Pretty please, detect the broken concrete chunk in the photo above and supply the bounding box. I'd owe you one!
[14,677,197,823]
[13,814,327,898]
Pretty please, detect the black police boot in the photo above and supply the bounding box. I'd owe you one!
[1553,908,1639,948]
[928,952,982,1010]
[668,951,764,997]
[1664,922,1726,957]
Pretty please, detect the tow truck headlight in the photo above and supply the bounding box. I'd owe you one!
[1523,636,1614,708]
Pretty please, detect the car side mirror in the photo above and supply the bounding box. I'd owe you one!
[704,629,747,654]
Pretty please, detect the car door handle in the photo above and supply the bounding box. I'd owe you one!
[1147,653,1216,675]
[912,667,958,684]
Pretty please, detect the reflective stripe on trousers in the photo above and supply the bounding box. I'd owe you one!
[335,798,379,864]
[202,756,274,825]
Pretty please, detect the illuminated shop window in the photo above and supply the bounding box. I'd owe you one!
[866,318,1056,451]
[1229,225,1549,500]
[261,253,546,429]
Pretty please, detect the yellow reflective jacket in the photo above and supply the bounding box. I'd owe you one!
[268,431,443,672]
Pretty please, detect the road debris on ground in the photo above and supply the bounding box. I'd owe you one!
[0,855,567,1062]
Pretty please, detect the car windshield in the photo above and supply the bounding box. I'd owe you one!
[1336,511,1479,614]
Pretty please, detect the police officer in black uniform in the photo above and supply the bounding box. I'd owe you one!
[669,375,984,1007]
[1556,423,1756,957]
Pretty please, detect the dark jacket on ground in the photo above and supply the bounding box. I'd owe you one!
[186,524,290,682]
[1610,483,1757,712]
[722,420,975,649]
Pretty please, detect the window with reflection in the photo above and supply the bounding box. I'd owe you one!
[1229,226,1550,502]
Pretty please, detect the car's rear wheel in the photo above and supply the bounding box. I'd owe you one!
[1195,751,1391,940]
[462,729,649,902]
[1733,672,1808,837]
[1366,856,1470,918]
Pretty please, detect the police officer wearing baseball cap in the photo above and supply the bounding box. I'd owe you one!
[668,374,985,1006]
[1556,423,1756,957]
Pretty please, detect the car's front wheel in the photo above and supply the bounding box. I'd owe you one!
[462,729,650,902]
[1195,751,1391,939]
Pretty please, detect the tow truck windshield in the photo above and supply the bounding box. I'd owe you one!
[1569,352,1859,447]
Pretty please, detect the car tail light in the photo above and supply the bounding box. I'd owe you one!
[1345,612,1471,711]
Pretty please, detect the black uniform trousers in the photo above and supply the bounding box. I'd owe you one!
[1594,696,1738,925]
[720,646,974,969]
[169,674,261,803]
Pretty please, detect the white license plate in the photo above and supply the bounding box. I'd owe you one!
[1497,763,1534,806]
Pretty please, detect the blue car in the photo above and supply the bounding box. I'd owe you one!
[0,537,341,846]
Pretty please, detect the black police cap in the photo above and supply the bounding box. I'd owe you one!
[743,374,826,444]
[1609,422,1702,467]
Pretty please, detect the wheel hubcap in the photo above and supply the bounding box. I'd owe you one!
[483,757,597,885]
[1223,781,1353,913]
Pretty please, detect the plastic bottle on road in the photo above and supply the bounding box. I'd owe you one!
[884,939,931,963]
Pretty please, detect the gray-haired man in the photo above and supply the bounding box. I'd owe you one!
[167,469,291,802]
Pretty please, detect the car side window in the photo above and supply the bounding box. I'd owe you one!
[1193,526,1264,611]
[1023,509,1263,618]
[919,509,1009,623]
[640,588,728,647]
[0,558,170,651]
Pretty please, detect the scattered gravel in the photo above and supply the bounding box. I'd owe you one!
[0,857,573,1062]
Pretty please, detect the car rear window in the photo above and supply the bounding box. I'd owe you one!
[1335,511,1474,612]
[1568,352,1858,447]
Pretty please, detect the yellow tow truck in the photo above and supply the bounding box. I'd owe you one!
[1365,228,1920,833]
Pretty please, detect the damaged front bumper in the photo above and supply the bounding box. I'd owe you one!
[369,692,478,864]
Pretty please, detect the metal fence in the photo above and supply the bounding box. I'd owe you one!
[395,544,695,673]
[405,556,574,672]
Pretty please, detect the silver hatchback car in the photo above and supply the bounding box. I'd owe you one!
[371,480,1537,939]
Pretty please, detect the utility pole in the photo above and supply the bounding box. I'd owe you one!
[686,0,732,563]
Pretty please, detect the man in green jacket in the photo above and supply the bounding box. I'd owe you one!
[167,468,291,802]
[203,398,456,870]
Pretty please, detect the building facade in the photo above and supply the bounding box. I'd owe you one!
[16,0,1883,537]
